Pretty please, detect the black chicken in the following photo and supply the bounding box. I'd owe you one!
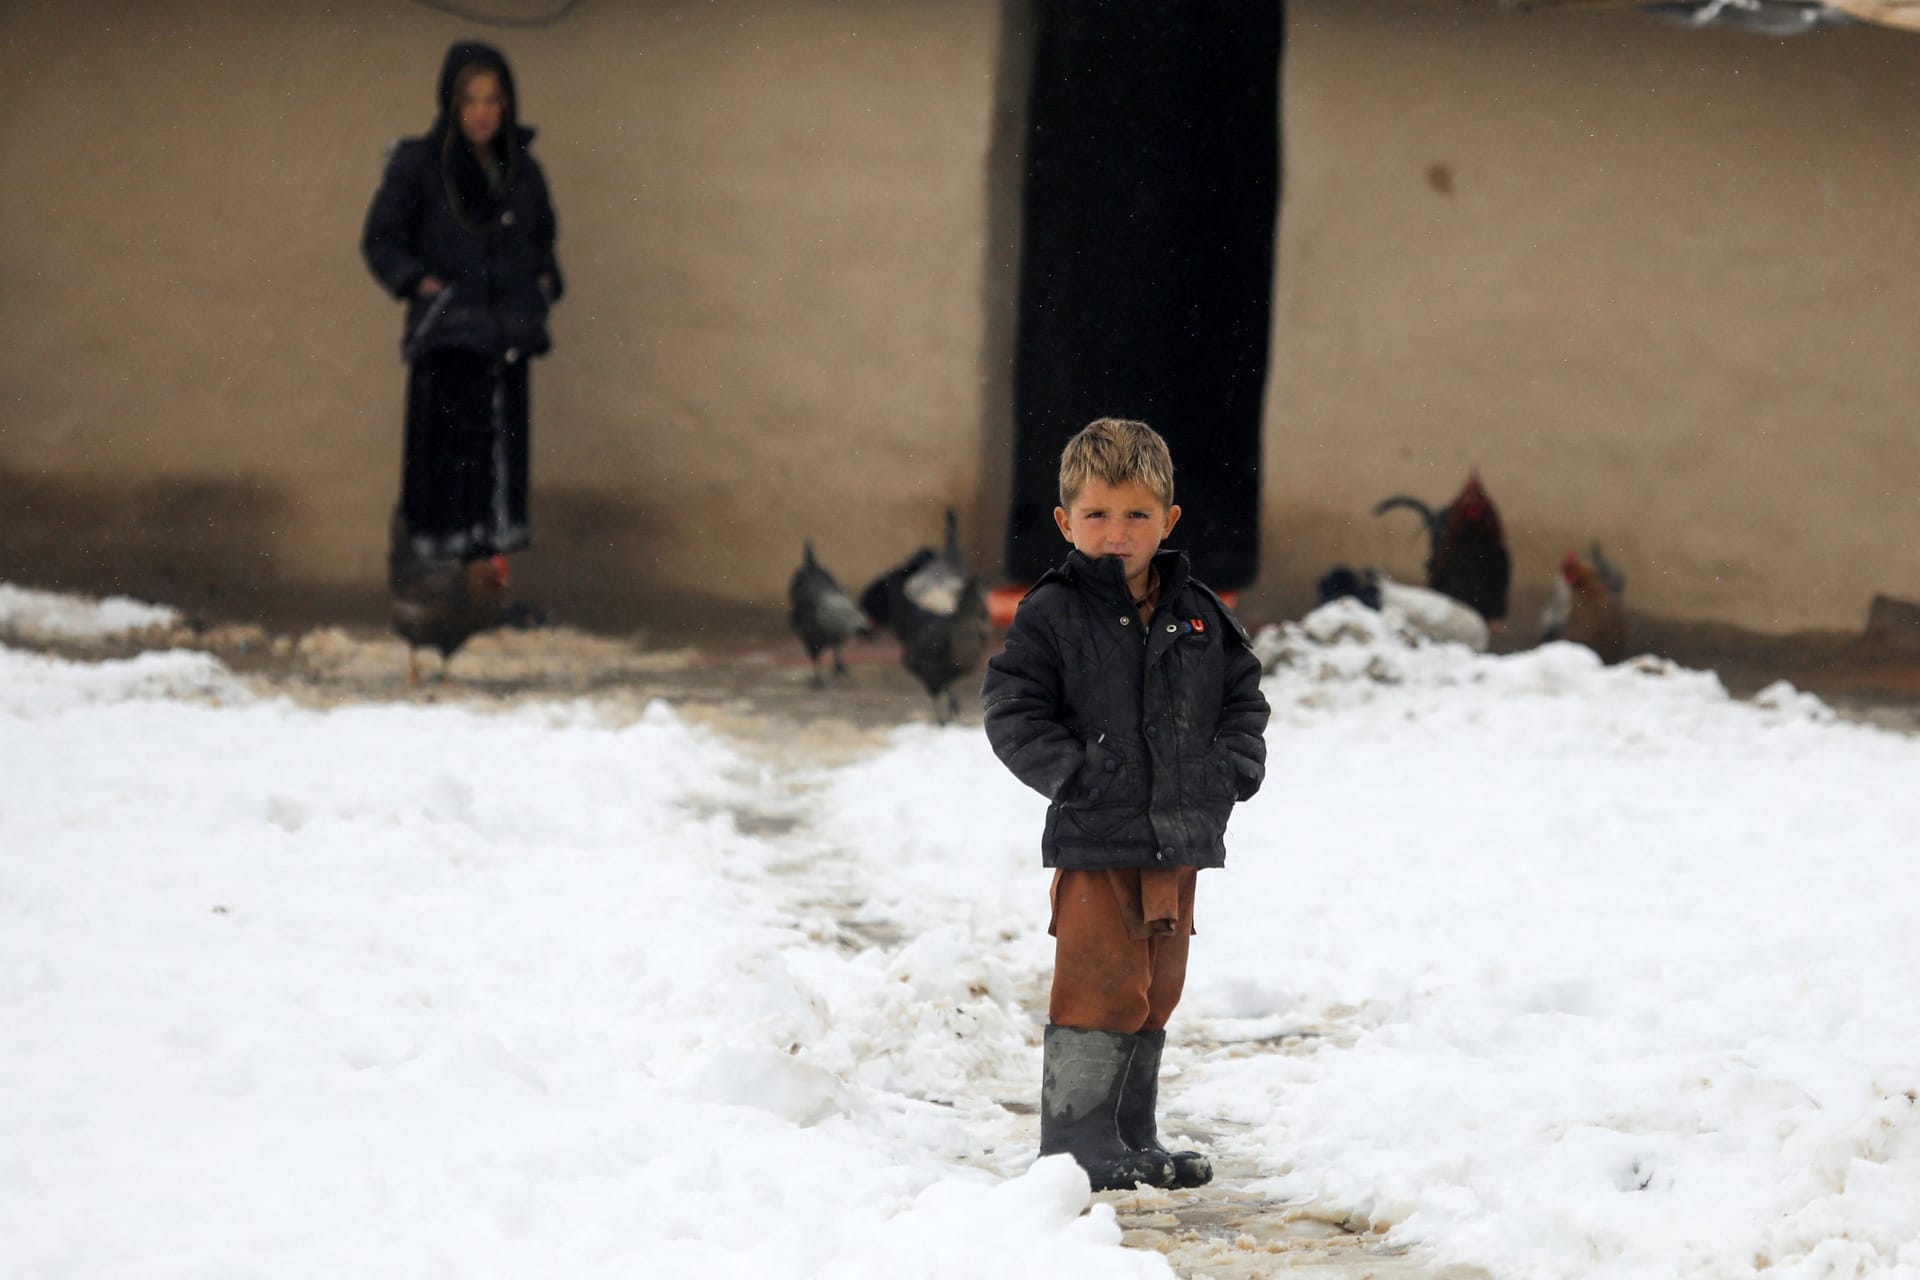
[787,541,872,687]
[861,509,993,724]
[389,512,545,686]
[1373,471,1511,623]
[1315,565,1383,611]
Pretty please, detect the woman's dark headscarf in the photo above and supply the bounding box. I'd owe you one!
[432,41,530,227]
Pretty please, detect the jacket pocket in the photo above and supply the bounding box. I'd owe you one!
[1056,736,1147,841]
[1194,741,1237,802]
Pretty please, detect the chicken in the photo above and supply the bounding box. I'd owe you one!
[1317,564,1490,651]
[1373,471,1511,624]
[389,513,544,685]
[1315,565,1382,611]
[896,577,993,724]
[1547,546,1630,664]
[787,541,873,687]
[861,509,993,724]
[859,509,968,624]
[1539,542,1624,641]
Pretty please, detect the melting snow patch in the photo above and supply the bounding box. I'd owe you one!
[0,581,180,644]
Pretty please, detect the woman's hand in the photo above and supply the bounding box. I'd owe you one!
[415,276,446,299]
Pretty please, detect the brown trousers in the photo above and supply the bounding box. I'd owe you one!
[1048,867,1197,1033]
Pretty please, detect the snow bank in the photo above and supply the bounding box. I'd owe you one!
[0,646,247,716]
[0,581,179,644]
[1191,609,1920,1279]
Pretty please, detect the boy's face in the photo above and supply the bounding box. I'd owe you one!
[1054,478,1181,590]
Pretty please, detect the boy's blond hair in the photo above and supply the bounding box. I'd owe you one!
[1058,417,1175,508]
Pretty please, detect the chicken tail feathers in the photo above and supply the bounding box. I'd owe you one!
[1588,542,1626,596]
[1372,495,1444,543]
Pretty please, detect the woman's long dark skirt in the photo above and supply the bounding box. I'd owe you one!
[400,350,531,560]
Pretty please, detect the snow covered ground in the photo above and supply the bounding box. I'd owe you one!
[4,596,1919,1279]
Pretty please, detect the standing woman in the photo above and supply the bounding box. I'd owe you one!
[362,41,562,564]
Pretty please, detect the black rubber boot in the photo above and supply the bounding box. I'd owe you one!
[1117,1029,1213,1188]
[1039,1025,1176,1192]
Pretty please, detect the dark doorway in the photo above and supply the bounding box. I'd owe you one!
[1006,0,1283,588]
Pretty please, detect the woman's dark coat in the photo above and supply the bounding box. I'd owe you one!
[362,42,564,362]
[982,549,1270,871]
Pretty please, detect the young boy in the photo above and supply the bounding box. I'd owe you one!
[982,417,1270,1192]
